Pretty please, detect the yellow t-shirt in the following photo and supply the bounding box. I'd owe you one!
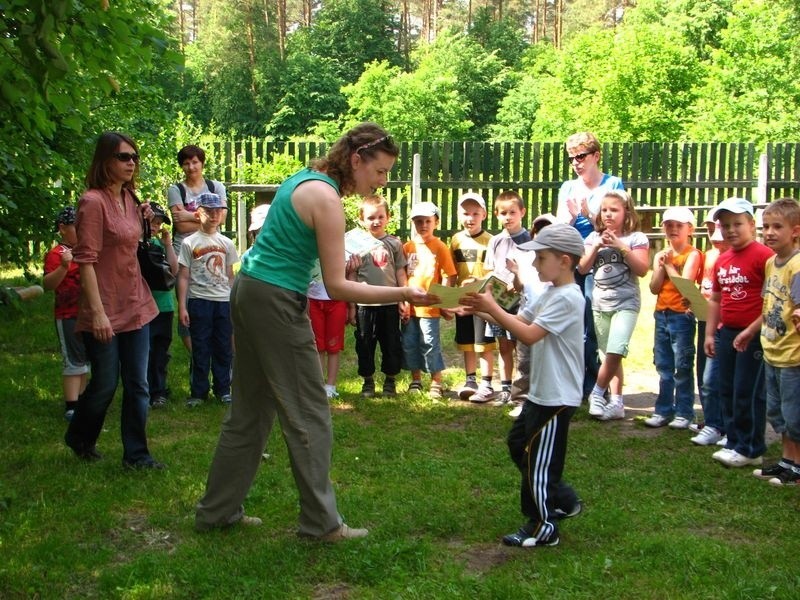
[761,252,800,367]
[450,229,492,284]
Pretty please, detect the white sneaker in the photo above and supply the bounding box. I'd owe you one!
[689,422,702,433]
[668,416,692,430]
[691,426,722,446]
[712,447,734,461]
[508,403,523,418]
[469,385,497,403]
[457,380,478,400]
[588,393,606,417]
[716,435,728,447]
[715,449,763,468]
[644,414,670,428]
[598,401,624,421]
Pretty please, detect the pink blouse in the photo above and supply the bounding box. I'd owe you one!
[73,188,158,334]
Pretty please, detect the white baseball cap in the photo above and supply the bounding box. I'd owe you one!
[458,192,486,211]
[662,206,695,225]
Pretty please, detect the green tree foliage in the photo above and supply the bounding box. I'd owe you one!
[291,0,402,84]
[265,53,347,138]
[331,59,473,140]
[468,6,530,68]
[686,0,800,142]
[0,0,180,268]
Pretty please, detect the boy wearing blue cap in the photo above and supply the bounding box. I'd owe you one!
[43,206,89,421]
[177,193,239,406]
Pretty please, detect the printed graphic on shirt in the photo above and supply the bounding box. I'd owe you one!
[763,276,789,340]
[594,247,629,290]
[716,264,751,301]
[192,245,230,286]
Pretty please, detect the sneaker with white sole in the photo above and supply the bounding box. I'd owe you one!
[769,469,800,486]
[469,385,497,403]
[457,379,478,400]
[689,422,703,433]
[691,426,723,446]
[712,447,734,461]
[508,403,523,418]
[319,523,369,542]
[716,449,762,468]
[753,462,791,480]
[428,382,443,401]
[598,401,624,421]
[407,381,423,395]
[644,414,670,428]
[716,435,728,447]
[668,416,692,429]
[588,393,606,417]
[502,526,559,548]
[491,389,512,406]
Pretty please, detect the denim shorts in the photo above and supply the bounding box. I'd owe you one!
[593,309,639,357]
[402,316,445,374]
[765,362,800,442]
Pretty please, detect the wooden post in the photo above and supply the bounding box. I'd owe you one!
[412,153,421,206]
[236,153,246,253]
[756,152,768,205]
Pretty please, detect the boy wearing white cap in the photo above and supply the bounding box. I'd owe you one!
[403,202,457,399]
[703,197,774,467]
[644,207,703,429]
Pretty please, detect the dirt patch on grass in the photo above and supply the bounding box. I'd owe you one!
[448,540,511,573]
[107,512,177,564]
[313,583,353,599]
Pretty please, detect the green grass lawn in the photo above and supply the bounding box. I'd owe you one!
[1,270,798,599]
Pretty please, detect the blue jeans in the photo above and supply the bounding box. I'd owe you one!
[147,311,173,399]
[765,363,800,442]
[188,298,233,399]
[700,330,724,432]
[653,310,696,419]
[65,326,153,463]
[716,326,766,458]
[402,316,445,374]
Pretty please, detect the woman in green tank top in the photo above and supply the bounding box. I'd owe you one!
[196,123,438,541]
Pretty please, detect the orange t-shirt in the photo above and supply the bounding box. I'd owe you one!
[655,245,702,312]
[404,237,457,318]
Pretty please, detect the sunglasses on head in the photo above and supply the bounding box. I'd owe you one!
[567,151,594,164]
[356,135,391,154]
[113,152,140,163]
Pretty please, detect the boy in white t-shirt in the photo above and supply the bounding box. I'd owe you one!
[461,224,585,548]
[177,193,239,407]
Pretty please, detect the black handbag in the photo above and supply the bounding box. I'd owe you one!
[134,194,176,291]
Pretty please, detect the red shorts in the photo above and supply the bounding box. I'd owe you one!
[308,298,348,353]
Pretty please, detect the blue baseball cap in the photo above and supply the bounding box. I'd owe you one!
[711,197,753,218]
[198,193,226,209]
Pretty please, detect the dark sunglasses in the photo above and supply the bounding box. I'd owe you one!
[567,151,594,164]
[356,135,391,154]
[113,152,140,163]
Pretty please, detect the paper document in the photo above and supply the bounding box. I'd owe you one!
[430,276,520,311]
[668,274,709,321]
[344,228,383,260]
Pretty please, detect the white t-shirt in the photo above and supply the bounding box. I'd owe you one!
[519,283,584,407]
[178,230,238,302]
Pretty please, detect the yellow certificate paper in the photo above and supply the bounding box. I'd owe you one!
[668,274,709,321]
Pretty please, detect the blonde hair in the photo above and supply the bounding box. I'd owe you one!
[493,190,525,212]
[595,190,640,235]
[764,197,800,227]
[359,194,391,219]
[565,132,601,155]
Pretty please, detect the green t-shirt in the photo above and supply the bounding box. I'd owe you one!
[150,237,175,312]
[241,169,339,294]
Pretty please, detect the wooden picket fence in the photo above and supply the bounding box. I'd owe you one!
[210,140,800,245]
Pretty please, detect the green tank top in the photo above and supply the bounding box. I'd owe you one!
[241,169,339,294]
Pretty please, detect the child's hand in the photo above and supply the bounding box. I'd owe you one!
[703,335,716,358]
[347,304,357,326]
[159,228,171,244]
[792,308,800,334]
[440,307,454,320]
[60,248,73,267]
[733,329,754,352]
[459,288,497,314]
[460,277,477,287]
[506,257,519,275]
[345,254,361,276]
[179,308,190,328]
